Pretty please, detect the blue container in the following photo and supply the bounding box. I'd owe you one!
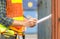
[23,0,37,10]
[24,11,38,33]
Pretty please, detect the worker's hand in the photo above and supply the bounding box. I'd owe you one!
[12,17,37,27]
[23,18,37,27]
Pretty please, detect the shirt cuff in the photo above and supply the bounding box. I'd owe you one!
[4,18,14,27]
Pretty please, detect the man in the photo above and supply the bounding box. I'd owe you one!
[0,0,37,39]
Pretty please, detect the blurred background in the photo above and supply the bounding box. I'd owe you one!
[0,0,51,39]
[23,0,51,39]
[23,0,38,34]
[23,0,38,39]
[38,0,51,39]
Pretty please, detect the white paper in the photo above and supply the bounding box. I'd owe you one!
[37,14,51,24]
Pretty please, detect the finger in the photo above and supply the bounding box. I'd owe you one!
[27,16,33,19]
[29,20,37,24]
[32,18,38,21]
[30,18,38,22]
[30,22,36,26]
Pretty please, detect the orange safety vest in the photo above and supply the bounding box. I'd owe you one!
[6,0,25,35]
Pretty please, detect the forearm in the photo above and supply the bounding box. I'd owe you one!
[12,20,24,26]
[12,18,28,26]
